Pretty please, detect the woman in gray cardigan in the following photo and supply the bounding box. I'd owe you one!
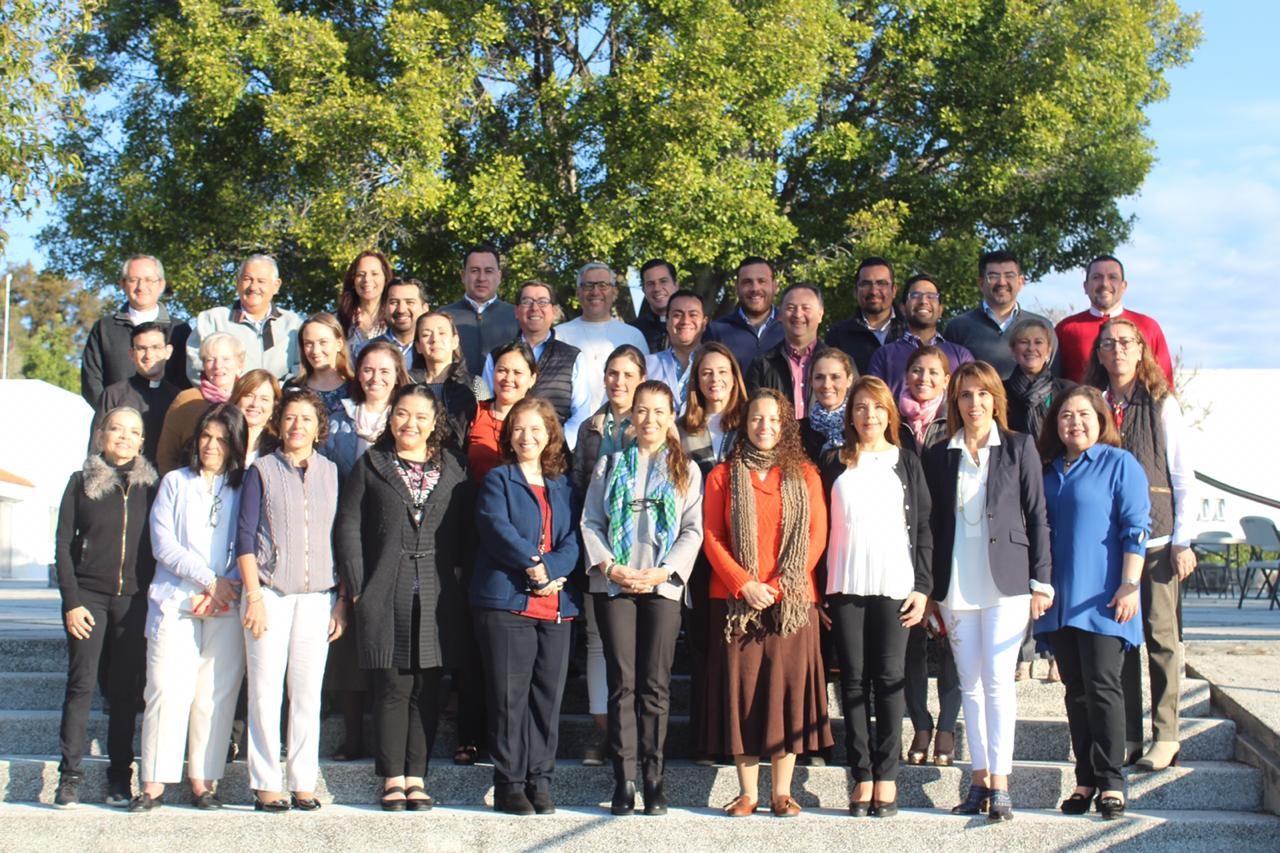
[336,385,471,810]
[581,381,704,817]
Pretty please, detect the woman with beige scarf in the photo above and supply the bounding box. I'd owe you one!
[700,388,832,818]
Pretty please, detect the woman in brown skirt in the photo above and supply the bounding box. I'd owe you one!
[701,388,832,818]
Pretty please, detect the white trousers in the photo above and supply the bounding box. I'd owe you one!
[244,589,332,792]
[583,594,608,716]
[942,595,1030,775]
[140,613,246,783]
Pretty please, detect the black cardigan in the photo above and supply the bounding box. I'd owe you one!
[335,446,472,670]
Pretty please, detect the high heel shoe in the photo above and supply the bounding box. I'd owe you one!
[906,729,931,765]
[1096,793,1126,820]
[932,731,955,766]
[1122,741,1143,766]
[951,784,991,815]
[1134,741,1181,771]
[611,780,636,816]
[869,799,898,818]
[1059,788,1095,815]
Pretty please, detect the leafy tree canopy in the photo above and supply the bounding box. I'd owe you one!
[41,0,1200,323]
[2,262,102,391]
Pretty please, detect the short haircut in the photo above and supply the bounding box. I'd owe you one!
[386,276,429,303]
[1086,253,1125,281]
[276,386,331,446]
[736,256,775,278]
[979,250,1021,276]
[517,280,557,304]
[130,322,167,344]
[640,258,677,283]
[666,288,704,312]
[576,261,614,287]
[120,254,165,282]
[1037,385,1121,467]
[780,282,824,306]
[188,404,248,487]
[855,256,894,284]
[198,331,246,362]
[500,396,569,477]
[1007,315,1056,355]
[903,273,941,295]
[463,243,502,270]
[944,361,1009,436]
[236,253,279,281]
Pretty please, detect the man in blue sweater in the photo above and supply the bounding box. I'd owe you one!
[703,256,783,371]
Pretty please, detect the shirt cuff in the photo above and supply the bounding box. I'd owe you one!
[1029,579,1054,601]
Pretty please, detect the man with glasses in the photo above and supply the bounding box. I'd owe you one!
[704,256,785,370]
[89,322,182,464]
[186,253,301,383]
[944,250,1058,379]
[555,262,648,415]
[867,275,974,399]
[1055,254,1174,384]
[629,258,678,353]
[825,256,907,374]
[440,243,519,375]
[81,254,191,405]
[481,280,592,448]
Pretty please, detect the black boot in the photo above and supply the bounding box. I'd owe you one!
[611,780,636,816]
[643,779,668,816]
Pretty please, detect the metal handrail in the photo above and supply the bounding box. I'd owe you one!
[1195,471,1280,512]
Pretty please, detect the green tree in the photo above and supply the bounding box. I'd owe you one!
[41,1,1199,319]
[0,0,97,250]
[2,262,102,391]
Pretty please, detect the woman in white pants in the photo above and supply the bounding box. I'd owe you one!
[921,362,1052,822]
[237,389,346,812]
[131,405,248,811]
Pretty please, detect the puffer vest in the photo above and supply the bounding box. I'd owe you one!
[530,333,580,422]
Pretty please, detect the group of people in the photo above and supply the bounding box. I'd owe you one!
[54,245,1194,822]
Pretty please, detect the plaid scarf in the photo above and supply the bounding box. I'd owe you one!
[605,444,678,593]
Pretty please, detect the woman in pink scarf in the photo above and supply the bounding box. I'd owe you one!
[897,346,950,453]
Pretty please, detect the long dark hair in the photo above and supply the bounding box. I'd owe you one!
[373,384,451,460]
[349,340,412,403]
[1036,385,1122,468]
[189,404,249,487]
[731,388,809,479]
[337,251,393,336]
[681,341,747,434]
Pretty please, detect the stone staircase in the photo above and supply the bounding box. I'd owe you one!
[1,635,1278,851]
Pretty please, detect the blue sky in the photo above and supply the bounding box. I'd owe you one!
[3,2,1276,369]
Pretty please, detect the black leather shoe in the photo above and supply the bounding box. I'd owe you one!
[291,794,322,811]
[527,788,555,815]
[611,780,636,816]
[495,789,535,816]
[1059,788,1096,815]
[1097,794,1126,820]
[848,799,871,817]
[643,780,668,816]
[987,789,1013,822]
[870,799,898,818]
[127,793,163,813]
[951,784,991,816]
[191,791,222,810]
[253,797,290,813]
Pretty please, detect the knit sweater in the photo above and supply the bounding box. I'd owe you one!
[235,451,339,595]
[1055,307,1173,385]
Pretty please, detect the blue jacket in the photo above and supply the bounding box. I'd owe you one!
[471,463,582,617]
[704,307,784,371]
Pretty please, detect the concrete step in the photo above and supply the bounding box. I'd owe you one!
[0,708,1236,763]
[0,756,1264,813]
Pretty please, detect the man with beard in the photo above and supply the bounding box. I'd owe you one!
[824,256,907,375]
[703,256,784,370]
[378,277,430,371]
[944,250,1058,380]
[867,275,973,399]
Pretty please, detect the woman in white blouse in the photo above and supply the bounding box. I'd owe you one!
[131,405,247,811]
[921,362,1052,822]
[822,376,931,818]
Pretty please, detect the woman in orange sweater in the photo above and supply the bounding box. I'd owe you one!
[700,388,832,818]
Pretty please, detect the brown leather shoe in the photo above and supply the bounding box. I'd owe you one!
[770,795,801,817]
[723,795,757,817]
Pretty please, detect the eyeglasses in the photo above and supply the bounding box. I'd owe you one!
[518,297,553,308]
[1098,337,1139,352]
[857,280,893,291]
[123,276,162,287]
[209,495,223,528]
[629,497,662,512]
[984,272,1021,284]
[131,344,168,354]
[579,281,613,292]
[906,291,940,302]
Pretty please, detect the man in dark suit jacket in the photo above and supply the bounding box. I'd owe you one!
[745,283,832,420]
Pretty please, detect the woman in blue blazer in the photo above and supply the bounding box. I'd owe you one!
[471,396,581,816]
[922,362,1052,822]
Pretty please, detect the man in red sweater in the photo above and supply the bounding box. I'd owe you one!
[1055,255,1174,385]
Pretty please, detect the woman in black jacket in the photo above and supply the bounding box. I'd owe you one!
[53,406,159,809]
[336,385,471,810]
[411,311,483,446]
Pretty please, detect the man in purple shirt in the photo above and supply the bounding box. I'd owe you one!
[867,273,973,399]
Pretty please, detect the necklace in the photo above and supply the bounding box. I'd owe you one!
[957,456,986,527]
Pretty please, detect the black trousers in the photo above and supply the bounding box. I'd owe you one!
[373,666,444,778]
[683,555,712,755]
[474,608,572,795]
[455,603,488,749]
[59,589,146,782]
[593,593,683,785]
[904,624,961,733]
[828,593,910,782]
[1050,627,1127,792]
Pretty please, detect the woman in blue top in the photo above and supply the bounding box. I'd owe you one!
[472,396,581,816]
[1035,386,1150,820]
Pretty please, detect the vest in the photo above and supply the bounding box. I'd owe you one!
[255,451,339,595]
[1118,386,1174,540]
[530,334,580,423]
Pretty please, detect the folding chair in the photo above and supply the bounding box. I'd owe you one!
[1238,516,1280,610]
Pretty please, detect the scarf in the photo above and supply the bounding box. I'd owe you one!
[353,403,390,443]
[807,398,847,451]
[1006,369,1056,437]
[898,390,945,448]
[605,445,678,595]
[200,376,231,404]
[724,442,811,640]
[1104,387,1130,432]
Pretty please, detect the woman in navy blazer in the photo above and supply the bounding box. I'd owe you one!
[471,396,581,816]
[922,362,1052,822]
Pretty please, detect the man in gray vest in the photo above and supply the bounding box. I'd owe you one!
[81,253,191,405]
[944,250,1058,379]
[186,253,302,383]
[481,280,591,449]
[439,244,519,376]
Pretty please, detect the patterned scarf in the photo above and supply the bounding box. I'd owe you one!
[725,442,811,640]
[200,376,231,404]
[898,389,945,448]
[1006,369,1056,437]
[807,398,847,451]
[605,444,678,595]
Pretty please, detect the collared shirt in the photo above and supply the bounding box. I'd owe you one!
[126,305,160,325]
[1088,303,1124,319]
[465,293,500,315]
[866,331,974,400]
[862,309,898,344]
[480,333,593,450]
[646,347,696,414]
[376,330,416,372]
[189,300,302,384]
[943,429,1003,610]
[739,306,779,338]
[981,300,1020,333]
[784,341,817,420]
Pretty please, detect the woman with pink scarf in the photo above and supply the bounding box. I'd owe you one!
[156,333,246,474]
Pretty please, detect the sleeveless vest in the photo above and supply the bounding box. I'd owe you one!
[255,451,340,594]
[530,333,580,423]
[1117,386,1174,540]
